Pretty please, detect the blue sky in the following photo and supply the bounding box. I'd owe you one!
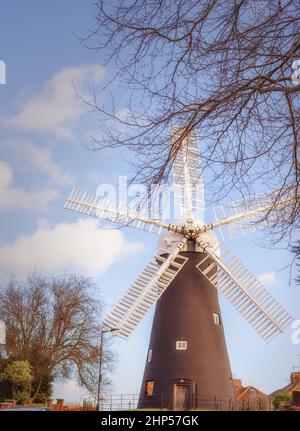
[0,1,299,403]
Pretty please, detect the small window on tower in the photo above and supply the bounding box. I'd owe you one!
[145,380,154,396]
[213,313,220,325]
[147,349,152,362]
[176,340,187,350]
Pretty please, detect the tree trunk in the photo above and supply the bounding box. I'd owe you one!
[32,378,43,400]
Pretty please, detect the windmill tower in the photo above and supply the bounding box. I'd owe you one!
[64,128,294,410]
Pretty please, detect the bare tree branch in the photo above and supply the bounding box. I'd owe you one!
[80,0,299,245]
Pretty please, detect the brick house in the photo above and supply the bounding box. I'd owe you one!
[270,372,300,410]
[233,379,271,411]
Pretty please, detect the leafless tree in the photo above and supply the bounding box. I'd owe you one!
[0,273,114,399]
[82,0,299,245]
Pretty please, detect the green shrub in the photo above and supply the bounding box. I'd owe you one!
[15,390,31,404]
[0,360,32,403]
[272,392,290,410]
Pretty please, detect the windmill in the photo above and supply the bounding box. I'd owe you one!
[64,128,295,410]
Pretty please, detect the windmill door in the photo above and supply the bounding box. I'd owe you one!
[173,384,190,410]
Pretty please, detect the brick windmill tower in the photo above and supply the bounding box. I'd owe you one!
[64,128,294,410]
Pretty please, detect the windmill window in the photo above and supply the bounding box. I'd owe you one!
[176,340,187,350]
[145,380,154,396]
[213,313,220,325]
[147,349,152,362]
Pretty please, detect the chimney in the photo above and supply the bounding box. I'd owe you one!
[233,379,242,389]
[291,372,300,384]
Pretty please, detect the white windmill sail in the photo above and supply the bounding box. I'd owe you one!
[195,240,293,342]
[103,238,188,338]
[64,187,170,234]
[211,186,297,242]
[171,127,205,222]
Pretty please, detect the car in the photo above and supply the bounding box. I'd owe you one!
[0,406,52,411]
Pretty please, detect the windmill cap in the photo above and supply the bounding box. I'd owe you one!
[156,228,220,256]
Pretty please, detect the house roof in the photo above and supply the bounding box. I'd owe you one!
[270,382,300,398]
[233,379,269,401]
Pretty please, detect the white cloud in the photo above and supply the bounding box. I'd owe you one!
[5,138,73,185]
[0,218,144,276]
[0,161,57,211]
[257,271,276,287]
[2,65,104,138]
